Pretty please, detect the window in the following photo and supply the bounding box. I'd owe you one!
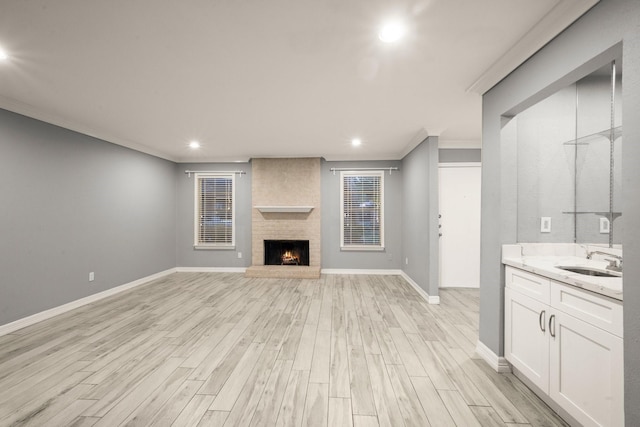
[340,171,384,250]
[194,173,235,248]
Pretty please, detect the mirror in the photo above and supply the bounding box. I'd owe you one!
[506,61,622,245]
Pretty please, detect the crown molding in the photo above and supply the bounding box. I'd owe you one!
[399,127,431,159]
[466,0,600,95]
[0,96,177,162]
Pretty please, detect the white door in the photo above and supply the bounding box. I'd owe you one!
[439,163,481,288]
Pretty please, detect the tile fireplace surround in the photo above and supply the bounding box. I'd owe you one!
[245,158,321,278]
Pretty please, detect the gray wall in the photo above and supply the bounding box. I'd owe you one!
[439,148,481,163]
[175,162,252,268]
[515,74,622,244]
[514,87,578,243]
[321,159,402,270]
[0,109,176,326]
[480,0,640,421]
[402,137,440,297]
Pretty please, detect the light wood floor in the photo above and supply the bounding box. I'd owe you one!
[0,273,569,426]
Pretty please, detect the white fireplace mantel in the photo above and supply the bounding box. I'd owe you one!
[255,206,314,213]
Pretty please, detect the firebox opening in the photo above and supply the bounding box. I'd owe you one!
[264,240,310,266]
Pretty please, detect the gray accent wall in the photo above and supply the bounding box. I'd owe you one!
[402,137,440,297]
[480,0,640,421]
[439,148,481,163]
[175,162,252,268]
[0,108,176,326]
[321,159,402,270]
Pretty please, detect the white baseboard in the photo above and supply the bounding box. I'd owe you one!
[0,268,178,337]
[0,267,441,336]
[320,269,440,305]
[175,267,247,273]
[439,284,480,289]
[475,340,511,373]
[400,272,440,304]
[320,268,403,275]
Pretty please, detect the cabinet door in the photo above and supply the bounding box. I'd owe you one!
[505,266,550,303]
[549,311,624,427]
[505,288,550,392]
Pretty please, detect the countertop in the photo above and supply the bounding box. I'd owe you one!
[503,255,623,301]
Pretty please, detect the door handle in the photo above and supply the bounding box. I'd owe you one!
[539,310,546,332]
[549,314,556,338]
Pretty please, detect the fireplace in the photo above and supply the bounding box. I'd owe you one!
[264,240,310,266]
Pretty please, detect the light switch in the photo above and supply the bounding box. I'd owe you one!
[599,217,610,234]
[540,217,551,233]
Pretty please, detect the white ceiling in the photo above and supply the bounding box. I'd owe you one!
[0,0,597,162]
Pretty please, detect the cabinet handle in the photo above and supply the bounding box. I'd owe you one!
[539,310,546,332]
[549,314,556,338]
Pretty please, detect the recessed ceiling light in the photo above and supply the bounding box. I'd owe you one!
[0,48,8,61]
[352,138,362,146]
[189,141,201,149]
[378,21,406,43]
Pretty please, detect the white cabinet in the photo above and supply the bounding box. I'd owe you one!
[505,287,550,391]
[549,310,624,427]
[504,266,624,427]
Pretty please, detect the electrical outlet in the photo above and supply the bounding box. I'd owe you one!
[89,272,95,282]
[540,217,551,233]
[405,257,409,265]
[600,217,610,234]
[237,252,242,259]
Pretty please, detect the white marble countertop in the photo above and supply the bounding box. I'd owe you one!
[503,244,623,301]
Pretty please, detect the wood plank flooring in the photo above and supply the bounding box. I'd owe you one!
[0,273,569,426]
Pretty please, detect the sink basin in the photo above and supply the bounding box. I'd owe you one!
[556,266,621,278]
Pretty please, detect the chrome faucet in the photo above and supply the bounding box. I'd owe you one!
[586,250,623,272]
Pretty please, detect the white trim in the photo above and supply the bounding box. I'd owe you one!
[399,127,430,159]
[0,96,179,162]
[401,271,440,304]
[321,268,403,275]
[340,246,385,252]
[0,267,442,336]
[439,284,480,289]
[438,162,482,168]
[466,0,599,94]
[0,268,177,337]
[340,170,385,250]
[194,173,236,248]
[175,267,247,273]
[475,340,512,373]
[321,269,440,304]
[255,206,314,213]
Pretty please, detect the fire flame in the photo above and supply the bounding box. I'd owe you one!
[282,251,298,263]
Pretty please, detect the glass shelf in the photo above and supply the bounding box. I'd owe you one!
[562,126,622,145]
[562,211,622,221]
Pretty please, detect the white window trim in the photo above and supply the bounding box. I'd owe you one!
[340,170,385,251]
[194,172,236,250]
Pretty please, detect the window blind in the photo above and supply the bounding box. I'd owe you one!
[341,172,383,247]
[196,175,234,245]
